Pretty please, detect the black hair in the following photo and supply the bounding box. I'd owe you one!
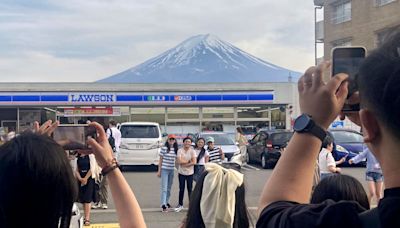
[183,137,192,143]
[184,170,250,228]
[164,140,178,154]
[322,135,333,149]
[311,174,369,209]
[358,27,400,139]
[109,120,117,126]
[236,127,244,135]
[0,133,78,228]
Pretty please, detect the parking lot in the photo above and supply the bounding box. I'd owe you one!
[88,164,368,228]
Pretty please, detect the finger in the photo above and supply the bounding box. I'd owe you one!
[339,112,346,120]
[33,121,39,132]
[326,73,349,94]
[346,91,360,105]
[336,81,349,106]
[303,66,316,87]
[298,76,305,93]
[46,121,59,136]
[89,122,107,141]
[313,61,330,87]
[38,120,52,133]
[87,137,103,156]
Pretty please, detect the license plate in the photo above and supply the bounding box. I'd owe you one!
[135,144,144,149]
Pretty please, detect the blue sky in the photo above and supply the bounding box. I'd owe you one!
[0,0,318,82]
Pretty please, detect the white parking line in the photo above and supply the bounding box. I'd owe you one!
[242,164,260,171]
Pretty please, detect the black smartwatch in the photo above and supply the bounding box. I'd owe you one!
[293,114,327,142]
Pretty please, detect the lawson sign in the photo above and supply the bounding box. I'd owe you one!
[69,94,115,103]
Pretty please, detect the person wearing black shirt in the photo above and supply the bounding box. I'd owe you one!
[257,28,400,228]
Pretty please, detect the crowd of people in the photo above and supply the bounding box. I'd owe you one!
[0,28,399,228]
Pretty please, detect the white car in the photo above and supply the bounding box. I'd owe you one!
[197,132,244,166]
[118,122,163,166]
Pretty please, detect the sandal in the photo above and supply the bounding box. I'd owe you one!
[83,219,90,226]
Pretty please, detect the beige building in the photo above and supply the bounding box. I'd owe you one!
[314,0,400,61]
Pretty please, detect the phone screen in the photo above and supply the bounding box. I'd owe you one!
[53,125,96,150]
[332,47,366,111]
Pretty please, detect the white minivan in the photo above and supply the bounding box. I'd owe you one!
[118,122,164,166]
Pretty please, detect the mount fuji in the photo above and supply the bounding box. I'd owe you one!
[97,34,301,83]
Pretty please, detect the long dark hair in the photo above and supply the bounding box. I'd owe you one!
[311,174,370,209]
[184,170,250,228]
[0,133,78,228]
[164,140,178,154]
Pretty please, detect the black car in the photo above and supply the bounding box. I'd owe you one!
[246,130,293,169]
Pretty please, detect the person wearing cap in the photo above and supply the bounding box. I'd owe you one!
[157,134,179,212]
[206,137,225,163]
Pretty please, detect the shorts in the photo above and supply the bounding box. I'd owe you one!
[366,172,383,182]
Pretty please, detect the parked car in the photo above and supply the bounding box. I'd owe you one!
[246,130,293,168]
[118,122,164,167]
[196,132,244,166]
[328,129,366,167]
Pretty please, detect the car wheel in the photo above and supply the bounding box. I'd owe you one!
[246,151,251,164]
[261,154,268,169]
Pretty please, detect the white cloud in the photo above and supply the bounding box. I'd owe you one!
[0,0,315,82]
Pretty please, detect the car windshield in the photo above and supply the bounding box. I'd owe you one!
[270,132,293,143]
[120,125,159,138]
[201,134,235,145]
[330,131,363,143]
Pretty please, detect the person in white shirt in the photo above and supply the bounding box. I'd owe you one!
[318,136,345,180]
[106,120,121,155]
[175,137,196,212]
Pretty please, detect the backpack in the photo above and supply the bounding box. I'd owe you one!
[108,128,116,152]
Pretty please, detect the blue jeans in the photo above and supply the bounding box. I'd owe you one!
[160,168,174,206]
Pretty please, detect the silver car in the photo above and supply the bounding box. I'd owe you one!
[197,132,244,166]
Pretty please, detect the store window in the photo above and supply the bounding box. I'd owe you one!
[331,1,351,24]
[130,107,165,125]
[202,107,234,119]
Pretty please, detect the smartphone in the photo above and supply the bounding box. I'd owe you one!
[332,47,366,111]
[53,124,96,150]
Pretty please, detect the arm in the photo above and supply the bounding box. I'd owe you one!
[258,62,349,214]
[219,148,225,160]
[157,155,163,177]
[349,149,367,164]
[88,122,146,228]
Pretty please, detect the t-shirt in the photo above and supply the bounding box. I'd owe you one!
[256,187,400,228]
[194,148,209,165]
[159,146,177,170]
[256,200,365,228]
[106,127,122,152]
[208,147,222,163]
[177,147,196,175]
[318,148,336,174]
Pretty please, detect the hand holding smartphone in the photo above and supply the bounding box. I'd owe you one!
[331,46,366,112]
[53,124,97,151]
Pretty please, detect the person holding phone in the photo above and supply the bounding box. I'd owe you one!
[257,29,400,228]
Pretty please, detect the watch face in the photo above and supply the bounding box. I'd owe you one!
[294,114,310,131]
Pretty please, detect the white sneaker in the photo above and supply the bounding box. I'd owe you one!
[174,205,183,212]
[102,204,108,209]
[91,202,100,209]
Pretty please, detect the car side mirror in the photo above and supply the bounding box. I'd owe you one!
[162,133,168,137]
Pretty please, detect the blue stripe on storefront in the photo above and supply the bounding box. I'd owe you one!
[248,94,274,100]
[116,95,143,101]
[222,95,248,100]
[41,95,69,101]
[12,96,40,102]
[196,95,222,101]
[0,96,12,101]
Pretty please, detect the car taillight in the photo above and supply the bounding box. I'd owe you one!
[266,140,273,149]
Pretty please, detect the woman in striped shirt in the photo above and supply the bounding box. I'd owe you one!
[157,134,178,212]
[206,137,225,163]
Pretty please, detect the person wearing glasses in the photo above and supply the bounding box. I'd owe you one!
[157,134,179,212]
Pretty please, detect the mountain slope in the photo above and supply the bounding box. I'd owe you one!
[97,34,300,83]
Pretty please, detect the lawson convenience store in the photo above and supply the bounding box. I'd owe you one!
[0,82,299,135]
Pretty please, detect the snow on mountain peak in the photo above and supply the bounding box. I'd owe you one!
[97,34,301,83]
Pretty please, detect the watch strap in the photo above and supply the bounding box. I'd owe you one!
[308,121,327,142]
